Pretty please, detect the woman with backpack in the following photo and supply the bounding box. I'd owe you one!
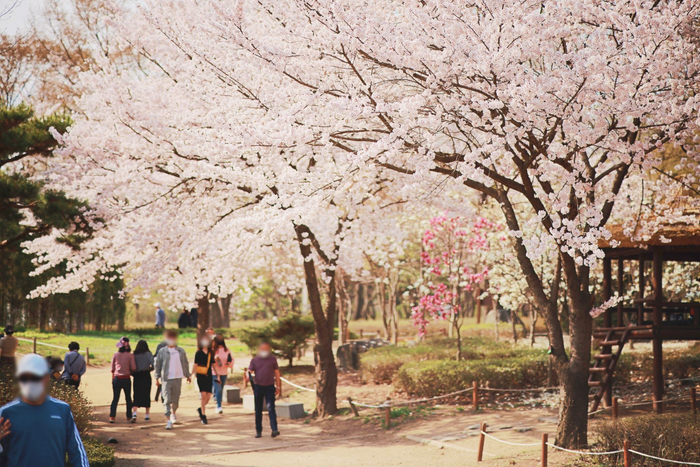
[212,334,234,414]
[132,340,154,422]
[192,334,213,424]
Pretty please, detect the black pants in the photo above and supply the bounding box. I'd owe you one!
[110,377,133,418]
[253,384,278,434]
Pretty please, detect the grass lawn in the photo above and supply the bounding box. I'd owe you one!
[16,328,249,366]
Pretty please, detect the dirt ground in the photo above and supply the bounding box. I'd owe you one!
[81,362,578,467]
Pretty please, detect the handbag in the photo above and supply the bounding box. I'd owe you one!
[195,351,211,375]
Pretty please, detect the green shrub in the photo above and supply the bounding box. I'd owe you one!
[69,438,115,467]
[395,355,549,398]
[594,413,700,466]
[360,337,544,385]
[239,314,315,366]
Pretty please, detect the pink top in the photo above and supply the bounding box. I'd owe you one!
[212,347,233,376]
[111,352,136,377]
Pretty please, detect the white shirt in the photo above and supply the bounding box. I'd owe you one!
[167,347,184,379]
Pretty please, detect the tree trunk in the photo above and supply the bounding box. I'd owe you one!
[336,275,350,345]
[295,224,338,417]
[197,296,210,334]
[117,305,126,332]
[211,298,222,328]
[219,295,231,328]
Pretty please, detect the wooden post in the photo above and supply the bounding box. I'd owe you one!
[623,439,631,467]
[477,422,486,462]
[612,397,618,420]
[652,248,664,414]
[348,397,360,417]
[383,397,391,429]
[617,259,625,327]
[32,337,37,354]
[473,381,479,411]
[541,433,548,467]
[85,348,90,366]
[691,387,697,414]
[603,257,612,328]
[638,254,645,326]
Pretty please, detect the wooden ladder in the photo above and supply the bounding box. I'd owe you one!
[589,327,631,414]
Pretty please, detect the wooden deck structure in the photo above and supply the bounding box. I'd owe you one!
[591,224,700,414]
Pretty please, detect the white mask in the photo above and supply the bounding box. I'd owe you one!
[19,381,45,401]
[200,339,210,348]
[165,339,176,347]
[258,351,270,358]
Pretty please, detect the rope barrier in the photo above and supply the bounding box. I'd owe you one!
[480,386,559,393]
[279,377,315,392]
[545,443,623,456]
[16,337,86,354]
[480,431,540,447]
[629,450,700,466]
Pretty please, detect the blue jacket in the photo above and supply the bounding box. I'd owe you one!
[0,397,88,466]
[155,307,166,327]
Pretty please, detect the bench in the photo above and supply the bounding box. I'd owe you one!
[225,386,242,404]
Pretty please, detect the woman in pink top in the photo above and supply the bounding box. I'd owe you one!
[212,334,234,414]
[110,337,136,423]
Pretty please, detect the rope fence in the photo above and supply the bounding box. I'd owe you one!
[280,377,315,393]
[17,337,91,364]
[477,425,700,466]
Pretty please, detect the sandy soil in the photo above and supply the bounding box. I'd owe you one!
[81,364,578,467]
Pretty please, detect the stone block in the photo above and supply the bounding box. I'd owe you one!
[225,386,242,404]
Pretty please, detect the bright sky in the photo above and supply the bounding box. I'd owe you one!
[1,0,43,34]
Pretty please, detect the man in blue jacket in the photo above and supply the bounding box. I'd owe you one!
[0,353,88,466]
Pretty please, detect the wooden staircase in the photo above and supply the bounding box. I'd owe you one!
[589,327,632,413]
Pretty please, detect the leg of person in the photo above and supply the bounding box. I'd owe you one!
[264,385,279,436]
[215,375,227,412]
[162,380,173,428]
[170,379,182,419]
[253,385,263,436]
[124,379,134,421]
[109,378,121,421]
[213,378,222,411]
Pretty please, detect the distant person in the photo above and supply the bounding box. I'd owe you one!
[154,329,191,430]
[0,326,19,375]
[47,357,63,382]
[189,307,198,328]
[153,330,169,403]
[212,334,233,414]
[177,308,190,329]
[193,335,213,424]
[61,342,86,389]
[246,341,281,438]
[132,340,154,422]
[110,337,136,423]
[155,303,166,328]
[0,353,88,466]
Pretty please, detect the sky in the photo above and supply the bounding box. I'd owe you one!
[1,0,43,34]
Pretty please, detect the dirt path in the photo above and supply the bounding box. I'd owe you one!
[81,366,576,466]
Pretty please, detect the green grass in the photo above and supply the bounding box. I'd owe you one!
[16,329,247,366]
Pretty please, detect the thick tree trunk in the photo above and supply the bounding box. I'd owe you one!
[219,295,231,328]
[197,296,210,334]
[295,224,338,417]
[211,298,222,328]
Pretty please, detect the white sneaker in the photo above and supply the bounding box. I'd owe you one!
[170,414,177,423]
[145,415,150,421]
[216,407,223,414]
[166,420,173,430]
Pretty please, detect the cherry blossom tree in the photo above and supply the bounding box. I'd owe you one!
[27,0,700,446]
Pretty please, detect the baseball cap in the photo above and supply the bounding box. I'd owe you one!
[16,354,50,378]
[155,302,161,308]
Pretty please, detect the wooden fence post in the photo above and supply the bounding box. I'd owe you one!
[477,422,486,462]
[86,348,90,366]
[541,433,548,467]
[348,397,360,417]
[33,337,37,354]
[691,387,697,414]
[384,397,391,430]
[473,381,479,411]
[623,439,631,467]
[612,397,618,420]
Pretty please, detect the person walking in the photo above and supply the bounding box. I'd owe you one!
[110,337,136,423]
[189,307,198,328]
[61,342,86,389]
[0,326,19,375]
[212,334,233,414]
[246,341,281,438]
[132,340,154,422]
[193,334,213,424]
[177,309,190,329]
[154,329,191,430]
[0,353,88,466]
[155,303,166,328]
